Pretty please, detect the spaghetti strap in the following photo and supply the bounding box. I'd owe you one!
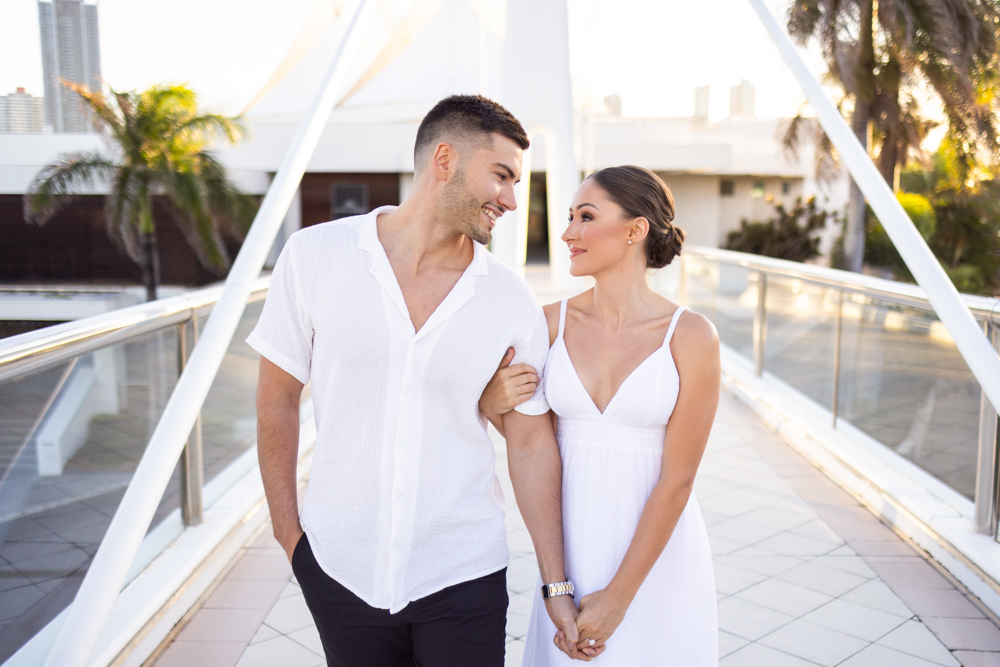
[664,305,688,346]
[557,299,569,340]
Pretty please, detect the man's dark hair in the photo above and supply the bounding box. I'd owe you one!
[414,95,529,170]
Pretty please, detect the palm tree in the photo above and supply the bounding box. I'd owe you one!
[25,83,258,301]
[783,0,1000,272]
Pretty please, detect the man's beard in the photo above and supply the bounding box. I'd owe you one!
[442,168,491,244]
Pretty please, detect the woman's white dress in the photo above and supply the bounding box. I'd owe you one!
[521,301,718,666]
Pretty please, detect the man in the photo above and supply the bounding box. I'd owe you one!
[249,95,589,666]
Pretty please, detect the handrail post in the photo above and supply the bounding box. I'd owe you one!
[177,317,204,527]
[831,290,843,427]
[753,271,767,376]
[976,320,999,536]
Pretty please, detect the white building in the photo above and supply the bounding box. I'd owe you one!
[0,0,847,284]
[0,88,45,134]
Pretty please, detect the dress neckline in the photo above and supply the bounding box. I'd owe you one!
[556,299,687,417]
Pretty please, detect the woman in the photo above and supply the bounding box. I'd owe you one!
[480,166,720,665]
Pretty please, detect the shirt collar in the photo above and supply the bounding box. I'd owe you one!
[358,206,490,339]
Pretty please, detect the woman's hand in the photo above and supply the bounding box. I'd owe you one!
[478,347,539,436]
[573,587,631,654]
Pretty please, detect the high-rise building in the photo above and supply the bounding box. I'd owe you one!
[38,0,102,133]
[0,88,45,133]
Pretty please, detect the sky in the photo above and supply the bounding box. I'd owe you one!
[0,0,845,122]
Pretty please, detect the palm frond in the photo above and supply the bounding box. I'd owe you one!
[193,152,258,237]
[25,151,118,225]
[162,168,230,273]
[169,114,246,146]
[104,167,147,263]
[60,80,128,143]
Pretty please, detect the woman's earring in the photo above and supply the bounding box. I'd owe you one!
[628,240,632,245]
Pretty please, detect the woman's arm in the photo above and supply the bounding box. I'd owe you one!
[573,311,720,650]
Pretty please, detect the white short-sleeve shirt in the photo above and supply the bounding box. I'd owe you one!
[247,206,550,613]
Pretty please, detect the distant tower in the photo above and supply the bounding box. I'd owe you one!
[0,88,45,133]
[729,79,755,118]
[38,0,102,133]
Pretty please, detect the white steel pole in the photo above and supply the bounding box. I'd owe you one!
[43,2,376,665]
[747,0,1000,416]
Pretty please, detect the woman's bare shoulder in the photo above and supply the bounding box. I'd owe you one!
[542,302,561,346]
[671,308,720,357]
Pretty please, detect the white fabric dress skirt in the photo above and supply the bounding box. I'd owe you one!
[521,302,718,666]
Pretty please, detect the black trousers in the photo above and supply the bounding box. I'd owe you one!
[291,535,508,667]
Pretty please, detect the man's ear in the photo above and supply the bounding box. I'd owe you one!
[431,142,458,182]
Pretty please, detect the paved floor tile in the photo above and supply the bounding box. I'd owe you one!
[719,630,750,658]
[713,561,770,596]
[759,619,868,666]
[287,625,324,655]
[776,561,869,597]
[799,599,907,642]
[839,579,915,618]
[866,558,955,590]
[921,618,1000,651]
[838,643,947,667]
[262,594,315,636]
[952,650,1000,666]
[175,608,269,643]
[735,578,833,617]
[203,580,286,610]
[154,640,246,667]
[720,642,821,666]
[235,635,324,667]
[718,597,795,641]
[893,587,987,619]
[877,620,962,666]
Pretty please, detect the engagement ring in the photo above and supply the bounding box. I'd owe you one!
[587,638,596,647]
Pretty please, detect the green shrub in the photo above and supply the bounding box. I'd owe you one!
[724,197,831,262]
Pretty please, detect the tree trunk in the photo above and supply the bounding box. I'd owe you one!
[843,0,877,273]
[136,192,160,302]
[878,59,902,188]
[139,231,160,302]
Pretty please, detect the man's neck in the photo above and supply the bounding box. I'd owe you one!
[377,195,474,276]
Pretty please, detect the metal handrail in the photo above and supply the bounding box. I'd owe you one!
[0,277,270,385]
[684,247,1000,321]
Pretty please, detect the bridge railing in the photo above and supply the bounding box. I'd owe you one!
[657,247,1000,539]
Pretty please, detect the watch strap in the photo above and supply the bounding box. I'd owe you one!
[540,581,574,599]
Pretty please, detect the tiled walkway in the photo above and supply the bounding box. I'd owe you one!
[152,390,1000,667]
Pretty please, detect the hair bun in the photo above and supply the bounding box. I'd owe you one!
[646,223,684,270]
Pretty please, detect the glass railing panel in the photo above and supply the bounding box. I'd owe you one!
[0,328,179,661]
[201,300,265,499]
[763,277,838,409]
[836,295,981,500]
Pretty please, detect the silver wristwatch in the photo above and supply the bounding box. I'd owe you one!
[540,580,574,599]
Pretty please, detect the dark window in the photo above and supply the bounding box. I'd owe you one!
[782,181,790,195]
[720,180,735,196]
[751,180,765,198]
[331,183,369,219]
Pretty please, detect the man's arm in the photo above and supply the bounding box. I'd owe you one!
[257,356,305,562]
[503,410,595,660]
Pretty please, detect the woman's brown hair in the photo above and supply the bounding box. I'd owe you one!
[587,165,684,269]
